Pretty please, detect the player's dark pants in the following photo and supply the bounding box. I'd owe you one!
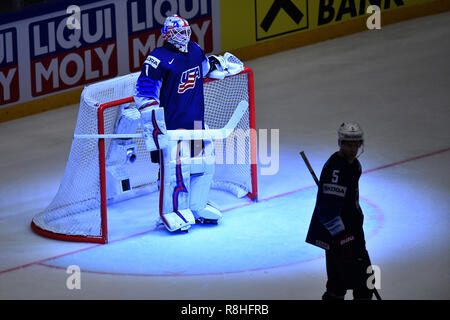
[323,230,374,300]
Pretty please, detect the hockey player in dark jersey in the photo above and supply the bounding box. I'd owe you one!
[133,15,221,232]
[306,122,374,300]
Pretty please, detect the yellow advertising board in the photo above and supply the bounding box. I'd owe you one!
[221,0,449,55]
[255,0,309,41]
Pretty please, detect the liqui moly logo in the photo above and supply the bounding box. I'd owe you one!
[29,4,117,97]
[127,0,214,72]
[0,27,19,105]
[178,66,199,93]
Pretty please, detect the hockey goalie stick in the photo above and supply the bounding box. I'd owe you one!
[299,150,382,301]
[74,100,249,141]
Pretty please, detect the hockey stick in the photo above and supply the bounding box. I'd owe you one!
[74,100,249,141]
[299,151,319,186]
[299,150,382,300]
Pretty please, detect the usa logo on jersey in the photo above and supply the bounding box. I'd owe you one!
[178,66,200,93]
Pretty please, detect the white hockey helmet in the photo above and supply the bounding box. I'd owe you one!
[161,15,191,53]
[337,121,364,145]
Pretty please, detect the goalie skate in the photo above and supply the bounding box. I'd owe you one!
[194,202,222,225]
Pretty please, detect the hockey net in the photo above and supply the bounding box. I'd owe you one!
[31,68,257,243]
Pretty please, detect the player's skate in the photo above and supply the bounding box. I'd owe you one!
[193,202,222,225]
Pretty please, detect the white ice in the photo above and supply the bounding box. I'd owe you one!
[0,12,449,299]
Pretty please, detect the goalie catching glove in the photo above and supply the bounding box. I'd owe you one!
[207,52,244,80]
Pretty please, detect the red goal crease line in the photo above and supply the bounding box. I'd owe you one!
[1,146,448,276]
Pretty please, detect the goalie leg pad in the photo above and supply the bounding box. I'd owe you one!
[162,210,194,232]
[142,107,169,152]
[190,140,222,222]
[159,140,195,232]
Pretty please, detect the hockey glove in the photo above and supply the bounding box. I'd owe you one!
[207,55,222,73]
[207,53,244,79]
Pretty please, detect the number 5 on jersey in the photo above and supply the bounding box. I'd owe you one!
[332,170,339,183]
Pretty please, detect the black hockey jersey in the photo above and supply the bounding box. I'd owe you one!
[305,152,364,250]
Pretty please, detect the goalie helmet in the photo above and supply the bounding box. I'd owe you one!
[161,15,191,53]
[337,121,364,144]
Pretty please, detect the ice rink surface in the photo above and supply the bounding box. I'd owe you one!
[0,12,449,300]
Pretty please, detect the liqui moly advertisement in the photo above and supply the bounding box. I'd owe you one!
[29,4,118,97]
[0,27,19,105]
[0,0,220,109]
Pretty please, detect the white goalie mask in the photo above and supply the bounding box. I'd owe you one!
[162,15,191,53]
[337,121,365,157]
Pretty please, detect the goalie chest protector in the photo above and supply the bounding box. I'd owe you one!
[137,41,207,130]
